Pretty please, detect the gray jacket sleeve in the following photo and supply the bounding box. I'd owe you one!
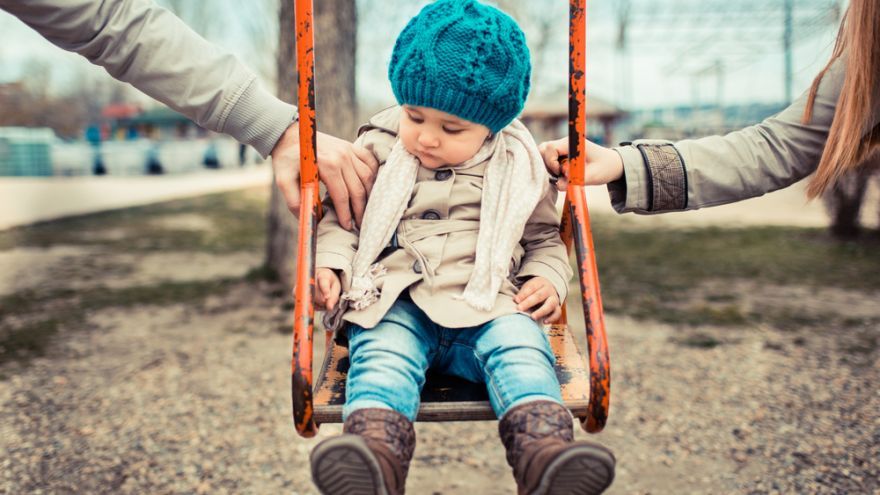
[609,56,865,214]
[1,0,296,157]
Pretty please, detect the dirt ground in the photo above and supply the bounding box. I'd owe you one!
[1,200,878,494]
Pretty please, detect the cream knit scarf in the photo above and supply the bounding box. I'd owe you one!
[342,119,548,312]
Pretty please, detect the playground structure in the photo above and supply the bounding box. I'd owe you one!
[290,0,611,438]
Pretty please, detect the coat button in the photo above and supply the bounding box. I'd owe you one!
[420,209,441,220]
[412,260,423,274]
[434,169,452,181]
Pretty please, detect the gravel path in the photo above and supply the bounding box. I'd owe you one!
[2,272,877,494]
[1,191,878,494]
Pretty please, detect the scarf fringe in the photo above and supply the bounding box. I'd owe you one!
[342,263,387,310]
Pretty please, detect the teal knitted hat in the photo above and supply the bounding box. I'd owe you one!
[388,0,531,133]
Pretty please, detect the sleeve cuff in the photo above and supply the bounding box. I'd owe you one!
[609,145,650,213]
[316,251,355,288]
[221,78,297,158]
[636,142,688,211]
[610,141,688,213]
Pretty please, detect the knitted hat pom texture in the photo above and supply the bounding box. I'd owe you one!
[388,0,531,133]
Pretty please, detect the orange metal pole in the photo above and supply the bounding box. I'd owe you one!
[292,184,319,437]
[569,186,610,433]
[558,196,573,326]
[296,1,317,187]
[291,0,319,438]
[569,0,610,433]
[569,0,586,186]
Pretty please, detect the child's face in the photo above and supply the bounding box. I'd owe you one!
[399,105,491,169]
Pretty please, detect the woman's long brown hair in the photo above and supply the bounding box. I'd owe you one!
[803,0,880,198]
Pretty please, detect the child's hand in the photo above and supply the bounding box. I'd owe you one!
[315,268,342,310]
[514,276,562,324]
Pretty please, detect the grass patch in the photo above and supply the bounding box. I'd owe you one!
[0,279,240,364]
[673,332,725,349]
[593,222,880,293]
[0,188,280,365]
[841,330,879,355]
[78,279,239,311]
[0,189,268,254]
[2,188,877,362]
[245,264,279,283]
[0,318,62,360]
[590,219,880,328]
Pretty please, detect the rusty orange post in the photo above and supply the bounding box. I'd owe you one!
[569,0,610,433]
[291,0,319,438]
[569,0,586,186]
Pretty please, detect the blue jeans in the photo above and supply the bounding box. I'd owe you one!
[343,298,563,421]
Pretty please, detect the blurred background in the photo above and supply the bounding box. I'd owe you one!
[2,2,879,494]
[0,0,846,145]
[3,0,875,235]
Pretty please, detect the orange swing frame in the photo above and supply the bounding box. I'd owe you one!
[290,0,608,438]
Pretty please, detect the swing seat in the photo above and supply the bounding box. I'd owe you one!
[313,323,590,423]
[289,0,606,438]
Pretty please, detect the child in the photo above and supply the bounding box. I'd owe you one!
[310,1,615,494]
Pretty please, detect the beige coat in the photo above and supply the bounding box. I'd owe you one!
[317,106,572,330]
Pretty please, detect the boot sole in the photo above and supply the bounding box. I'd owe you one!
[534,442,616,495]
[310,435,389,495]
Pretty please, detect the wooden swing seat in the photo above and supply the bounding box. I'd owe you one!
[313,323,590,423]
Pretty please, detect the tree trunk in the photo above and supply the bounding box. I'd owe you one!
[823,158,878,240]
[266,0,357,289]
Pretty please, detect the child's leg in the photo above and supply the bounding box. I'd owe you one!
[344,298,437,421]
[311,299,437,495]
[441,312,562,416]
[444,314,615,495]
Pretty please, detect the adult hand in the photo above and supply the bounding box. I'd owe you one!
[270,124,379,230]
[538,137,625,192]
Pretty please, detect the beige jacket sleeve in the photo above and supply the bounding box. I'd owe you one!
[315,196,359,289]
[609,56,877,213]
[315,129,391,286]
[0,0,295,157]
[514,185,572,302]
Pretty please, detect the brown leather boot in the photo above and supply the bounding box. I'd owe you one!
[310,408,415,495]
[499,401,616,495]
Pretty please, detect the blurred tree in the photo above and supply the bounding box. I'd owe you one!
[266,0,357,289]
[159,0,280,84]
[0,73,99,138]
[160,0,219,38]
[494,0,563,99]
[823,157,879,239]
[236,0,282,86]
[20,59,52,97]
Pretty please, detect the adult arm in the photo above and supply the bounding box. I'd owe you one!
[0,0,293,158]
[610,57,858,213]
[542,57,880,214]
[1,0,379,224]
